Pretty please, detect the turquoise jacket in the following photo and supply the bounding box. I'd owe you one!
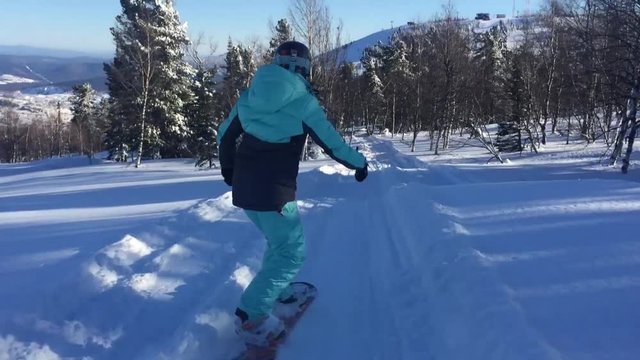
[217,64,366,211]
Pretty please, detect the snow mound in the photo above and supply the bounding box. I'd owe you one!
[152,242,207,276]
[317,164,351,176]
[126,273,185,300]
[101,234,154,267]
[0,335,60,360]
[230,264,254,290]
[190,192,236,222]
[87,235,154,290]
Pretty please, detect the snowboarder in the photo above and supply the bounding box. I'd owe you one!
[217,40,368,346]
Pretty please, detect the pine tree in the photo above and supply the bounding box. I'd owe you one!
[472,22,508,121]
[385,34,414,137]
[361,44,386,134]
[186,66,222,168]
[497,50,525,153]
[222,39,245,112]
[150,0,195,158]
[239,44,257,88]
[264,19,293,64]
[92,98,110,158]
[222,39,257,112]
[334,62,357,131]
[387,34,413,80]
[104,0,194,167]
[0,110,23,163]
[496,121,522,152]
[103,51,134,162]
[70,83,96,157]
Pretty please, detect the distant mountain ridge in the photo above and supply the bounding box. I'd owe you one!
[0,45,112,59]
[0,54,108,93]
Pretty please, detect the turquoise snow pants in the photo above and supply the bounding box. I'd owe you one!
[240,201,306,321]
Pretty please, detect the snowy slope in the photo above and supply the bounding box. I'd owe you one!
[0,91,73,123]
[1,133,639,360]
[0,75,37,85]
[338,17,530,63]
[338,26,399,63]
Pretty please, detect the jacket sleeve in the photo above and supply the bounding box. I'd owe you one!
[216,105,244,170]
[302,97,366,170]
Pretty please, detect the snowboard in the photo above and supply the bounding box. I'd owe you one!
[232,282,318,360]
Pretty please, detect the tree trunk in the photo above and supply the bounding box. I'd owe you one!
[621,121,638,174]
[77,124,84,155]
[391,93,396,137]
[612,82,639,165]
[566,116,571,145]
[411,125,419,152]
[434,129,442,155]
[135,92,148,168]
[57,105,63,157]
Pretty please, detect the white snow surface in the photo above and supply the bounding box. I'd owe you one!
[0,133,639,360]
[338,16,530,64]
[0,75,37,85]
[0,91,73,123]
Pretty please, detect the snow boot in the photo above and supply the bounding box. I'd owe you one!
[234,308,286,347]
[273,282,317,318]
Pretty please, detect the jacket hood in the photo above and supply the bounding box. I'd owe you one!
[245,64,309,113]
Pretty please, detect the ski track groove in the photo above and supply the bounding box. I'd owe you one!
[346,138,436,360]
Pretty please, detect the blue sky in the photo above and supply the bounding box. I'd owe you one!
[0,0,541,55]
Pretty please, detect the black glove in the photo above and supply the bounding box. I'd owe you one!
[355,163,368,182]
[221,167,233,186]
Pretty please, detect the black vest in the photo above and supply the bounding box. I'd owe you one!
[232,133,306,212]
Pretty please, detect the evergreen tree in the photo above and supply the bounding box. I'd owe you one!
[186,66,222,168]
[144,0,194,158]
[361,44,386,134]
[92,97,111,157]
[472,22,508,122]
[264,19,293,64]
[104,0,194,167]
[69,83,97,157]
[0,110,24,163]
[222,39,257,112]
[387,34,413,81]
[497,50,526,153]
[103,52,134,161]
[239,44,257,87]
[222,39,245,112]
[385,34,414,136]
[334,62,357,131]
[495,121,522,153]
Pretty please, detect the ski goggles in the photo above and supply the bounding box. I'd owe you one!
[273,54,311,78]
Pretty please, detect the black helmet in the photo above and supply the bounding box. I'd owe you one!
[273,41,311,78]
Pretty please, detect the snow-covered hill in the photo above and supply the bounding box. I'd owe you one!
[0,75,37,86]
[0,91,72,123]
[0,130,638,360]
[338,16,531,63]
[0,54,107,94]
